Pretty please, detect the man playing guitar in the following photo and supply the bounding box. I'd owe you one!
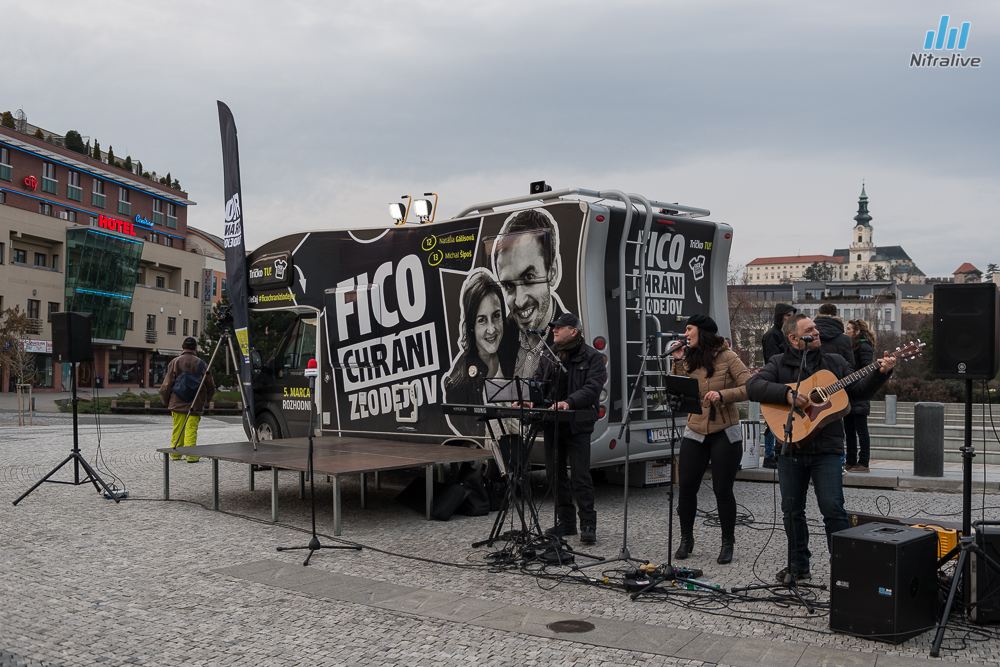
[746,313,896,583]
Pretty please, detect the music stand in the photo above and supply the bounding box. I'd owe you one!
[626,372,706,598]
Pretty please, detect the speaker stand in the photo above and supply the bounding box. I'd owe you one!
[13,361,119,506]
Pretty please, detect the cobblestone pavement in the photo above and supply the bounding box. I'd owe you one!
[2,413,998,666]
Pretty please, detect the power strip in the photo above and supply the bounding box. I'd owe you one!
[105,489,128,500]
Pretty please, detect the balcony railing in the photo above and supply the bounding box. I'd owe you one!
[66,185,82,202]
[41,178,58,195]
[145,329,157,344]
[92,193,106,208]
[0,164,11,181]
[25,319,43,335]
[118,201,131,216]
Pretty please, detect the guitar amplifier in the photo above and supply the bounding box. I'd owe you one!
[971,525,1000,624]
[830,523,938,643]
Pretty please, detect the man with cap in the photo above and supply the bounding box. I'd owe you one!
[760,304,797,469]
[159,337,216,462]
[517,312,604,544]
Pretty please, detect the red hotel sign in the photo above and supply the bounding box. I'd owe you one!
[23,175,37,190]
[99,214,136,236]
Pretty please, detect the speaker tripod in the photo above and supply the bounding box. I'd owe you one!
[929,379,1000,656]
[13,360,119,505]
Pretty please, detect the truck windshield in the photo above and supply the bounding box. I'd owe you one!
[278,317,317,370]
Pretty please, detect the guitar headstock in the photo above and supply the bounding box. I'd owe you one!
[894,339,927,361]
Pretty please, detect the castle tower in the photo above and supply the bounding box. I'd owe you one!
[849,184,875,265]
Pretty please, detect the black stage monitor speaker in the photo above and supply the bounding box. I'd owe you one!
[51,312,94,363]
[971,525,1000,624]
[830,523,938,644]
[933,283,1000,379]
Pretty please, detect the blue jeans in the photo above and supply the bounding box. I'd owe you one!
[777,452,849,572]
[764,427,775,458]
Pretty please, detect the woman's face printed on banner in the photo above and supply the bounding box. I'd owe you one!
[475,292,503,359]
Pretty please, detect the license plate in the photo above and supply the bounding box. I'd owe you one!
[647,428,671,443]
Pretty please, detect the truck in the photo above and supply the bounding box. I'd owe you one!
[245,185,732,468]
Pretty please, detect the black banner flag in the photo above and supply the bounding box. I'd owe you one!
[217,101,255,434]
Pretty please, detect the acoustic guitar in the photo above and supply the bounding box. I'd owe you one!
[760,341,924,448]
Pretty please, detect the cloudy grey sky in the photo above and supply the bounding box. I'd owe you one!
[4,0,997,277]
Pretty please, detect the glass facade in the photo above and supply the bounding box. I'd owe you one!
[64,227,143,342]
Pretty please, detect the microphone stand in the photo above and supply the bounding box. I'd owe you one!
[277,363,361,565]
[732,339,824,611]
[574,334,660,573]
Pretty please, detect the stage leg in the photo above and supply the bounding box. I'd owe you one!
[375,471,381,489]
[249,464,255,491]
[360,472,368,509]
[299,471,305,499]
[333,476,342,536]
[162,453,170,500]
[212,459,219,510]
[426,465,434,520]
[271,467,279,522]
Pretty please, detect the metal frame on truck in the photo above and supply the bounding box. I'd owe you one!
[245,186,732,469]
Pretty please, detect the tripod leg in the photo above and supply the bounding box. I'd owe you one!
[12,453,75,505]
[931,548,967,657]
[76,454,120,502]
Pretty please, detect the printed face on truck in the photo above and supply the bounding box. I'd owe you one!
[475,292,503,359]
[495,234,555,334]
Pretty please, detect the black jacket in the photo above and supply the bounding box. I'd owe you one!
[814,315,855,368]
[746,347,891,456]
[761,304,797,364]
[849,340,875,415]
[534,340,605,435]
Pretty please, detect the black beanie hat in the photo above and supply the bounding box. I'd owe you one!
[687,313,719,334]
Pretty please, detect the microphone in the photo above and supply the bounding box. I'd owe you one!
[528,329,547,336]
[661,338,687,358]
[799,335,815,342]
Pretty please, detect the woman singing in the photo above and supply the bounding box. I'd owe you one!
[844,319,875,473]
[670,313,751,565]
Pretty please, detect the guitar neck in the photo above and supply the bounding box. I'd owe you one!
[824,351,898,395]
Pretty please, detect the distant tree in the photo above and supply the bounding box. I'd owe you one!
[123,155,132,172]
[172,179,181,190]
[874,265,886,280]
[803,261,835,282]
[985,263,999,282]
[92,139,101,159]
[0,306,36,387]
[858,265,875,281]
[33,128,44,140]
[106,145,115,165]
[136,160,142,175]
[142,172,151,179]
[64,130,86,154]
[1,111,15,129]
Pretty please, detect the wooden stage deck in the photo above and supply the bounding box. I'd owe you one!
[156,436,493,535]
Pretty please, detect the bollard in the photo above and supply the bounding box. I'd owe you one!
[62,398,68,412]
[913,402,944,477]
[885,395,897,425]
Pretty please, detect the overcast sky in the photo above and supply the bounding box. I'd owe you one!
[4,0,997,278]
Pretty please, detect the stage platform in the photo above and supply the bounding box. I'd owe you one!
[156,436,493,535]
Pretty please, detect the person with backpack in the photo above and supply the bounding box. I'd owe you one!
[159,337,216,462]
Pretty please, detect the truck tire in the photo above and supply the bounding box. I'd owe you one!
[257,412,281,440]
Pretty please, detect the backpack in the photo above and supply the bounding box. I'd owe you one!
[172,359,207,403]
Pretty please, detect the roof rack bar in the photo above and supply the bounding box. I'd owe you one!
[455,188,710,220]
[646,199,711,218]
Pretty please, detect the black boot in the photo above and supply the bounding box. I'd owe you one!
[675,534,694,560]
[717,536,734,564]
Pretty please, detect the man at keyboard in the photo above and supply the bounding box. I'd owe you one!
[515,312,604,545]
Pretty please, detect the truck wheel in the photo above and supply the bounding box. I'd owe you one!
[257,413,281,440]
